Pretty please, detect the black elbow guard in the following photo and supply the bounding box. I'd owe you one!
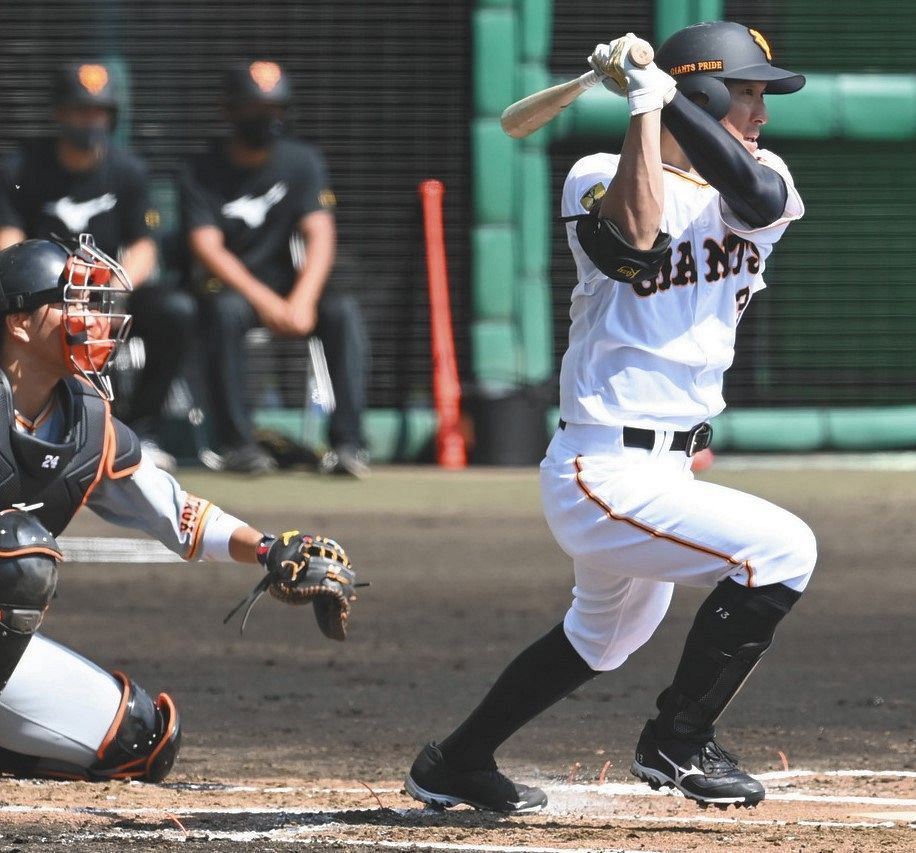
[563,214,671,283]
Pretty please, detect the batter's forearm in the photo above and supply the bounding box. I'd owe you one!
[662,93,787,227]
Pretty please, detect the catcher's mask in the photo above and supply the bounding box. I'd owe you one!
[655,21,805,120]
[0,234,133,400]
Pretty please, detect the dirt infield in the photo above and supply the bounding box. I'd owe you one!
[1,465,913,851]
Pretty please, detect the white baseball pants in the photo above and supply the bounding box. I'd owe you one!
[540,423,817,671]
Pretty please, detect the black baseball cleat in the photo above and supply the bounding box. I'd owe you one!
[631,721,765,809]
[405,743,547,813]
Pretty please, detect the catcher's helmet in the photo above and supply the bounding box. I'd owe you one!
[0,235,133,400]
[655,21,805,120]
[223,60,291,109]
[53,62,119,114]
[0,239,73,315]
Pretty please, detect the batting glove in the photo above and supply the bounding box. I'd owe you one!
[625,63,677,116]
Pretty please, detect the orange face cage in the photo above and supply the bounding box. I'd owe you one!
[58,234,133,401]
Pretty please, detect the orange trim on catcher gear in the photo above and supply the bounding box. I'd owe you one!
[96,670,131,760]
[145,692,179,775]
[77,388,115,513]
[0,546,63,561]
[96,691,179,780]
[105,423,141,481]
[573,455,756,587]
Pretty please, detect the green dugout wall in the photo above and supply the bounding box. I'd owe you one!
[473,0,916,452]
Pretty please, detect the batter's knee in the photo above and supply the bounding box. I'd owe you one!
[781,516,817,591]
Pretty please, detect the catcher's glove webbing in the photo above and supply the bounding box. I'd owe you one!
[224,531,366,641]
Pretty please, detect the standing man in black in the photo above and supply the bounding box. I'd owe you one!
[0,61,196,472]
[181,60,369,476]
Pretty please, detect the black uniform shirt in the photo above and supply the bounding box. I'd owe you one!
[0,138,153,256]
[180,137,335,295]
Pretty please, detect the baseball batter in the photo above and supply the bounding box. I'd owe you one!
[407,22,813,812]
[0,234,359,781]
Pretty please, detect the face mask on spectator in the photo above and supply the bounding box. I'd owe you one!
[233,115,285,148]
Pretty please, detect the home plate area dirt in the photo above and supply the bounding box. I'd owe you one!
[0,769,912,851]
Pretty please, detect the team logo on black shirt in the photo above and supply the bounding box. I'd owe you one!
[43,193,117,232]
[221,182,288,228]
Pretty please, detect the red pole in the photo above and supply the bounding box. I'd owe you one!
[418,179,467,469]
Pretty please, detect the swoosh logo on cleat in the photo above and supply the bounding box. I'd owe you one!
[658,749,704,784]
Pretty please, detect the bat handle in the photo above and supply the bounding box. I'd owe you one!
[580,39,654,92]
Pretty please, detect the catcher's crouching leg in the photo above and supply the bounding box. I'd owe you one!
[0,634,181,782]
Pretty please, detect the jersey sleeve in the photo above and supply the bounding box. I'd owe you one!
[293,145,335,219]
[561,153,621,286]
[86,455,239,561]
[0,150,26,230]
[561,153,620,218]
[116,154,154,245]
[179,161,219,231]
[719,149,804,246]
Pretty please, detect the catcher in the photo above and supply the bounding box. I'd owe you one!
[0,234,362,782]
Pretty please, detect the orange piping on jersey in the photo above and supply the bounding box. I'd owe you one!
[184,500,215,561]
[573,455,755,587]
[662,165,710,187]
[96,670,131,759]
[13,397,54,434]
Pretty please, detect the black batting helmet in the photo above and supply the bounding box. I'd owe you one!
[655,21,805,120]
[223,60,291,109]
[53,62,119,115]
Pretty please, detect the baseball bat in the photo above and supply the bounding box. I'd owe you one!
[500,39,654,139]
[418,179,467,470]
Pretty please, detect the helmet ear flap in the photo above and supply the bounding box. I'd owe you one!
[675,76,732,120]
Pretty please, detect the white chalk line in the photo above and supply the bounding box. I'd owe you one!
[66,830,668,853]
[59,536,182,563]
[550,783,916,807]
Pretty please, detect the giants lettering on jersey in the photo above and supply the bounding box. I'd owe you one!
[630,234,761,317]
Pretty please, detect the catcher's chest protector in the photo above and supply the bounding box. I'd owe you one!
[0,373,141,535]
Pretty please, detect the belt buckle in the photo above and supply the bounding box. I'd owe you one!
[685,422,713,457]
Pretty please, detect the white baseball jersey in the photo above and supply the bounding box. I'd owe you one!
[541,151,815,672]
[559,150,803,431]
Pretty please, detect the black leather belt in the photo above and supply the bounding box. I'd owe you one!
[558,419,713,457]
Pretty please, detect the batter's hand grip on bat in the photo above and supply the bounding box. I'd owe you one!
[500,38,654,139]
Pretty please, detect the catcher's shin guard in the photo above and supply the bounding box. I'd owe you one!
[653,581,802,740]
[88,671,182,781]
[0,667,181,782]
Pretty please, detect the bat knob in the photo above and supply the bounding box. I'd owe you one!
[628,40,655,68]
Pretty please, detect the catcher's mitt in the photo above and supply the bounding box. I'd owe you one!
[224,531,366,640]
